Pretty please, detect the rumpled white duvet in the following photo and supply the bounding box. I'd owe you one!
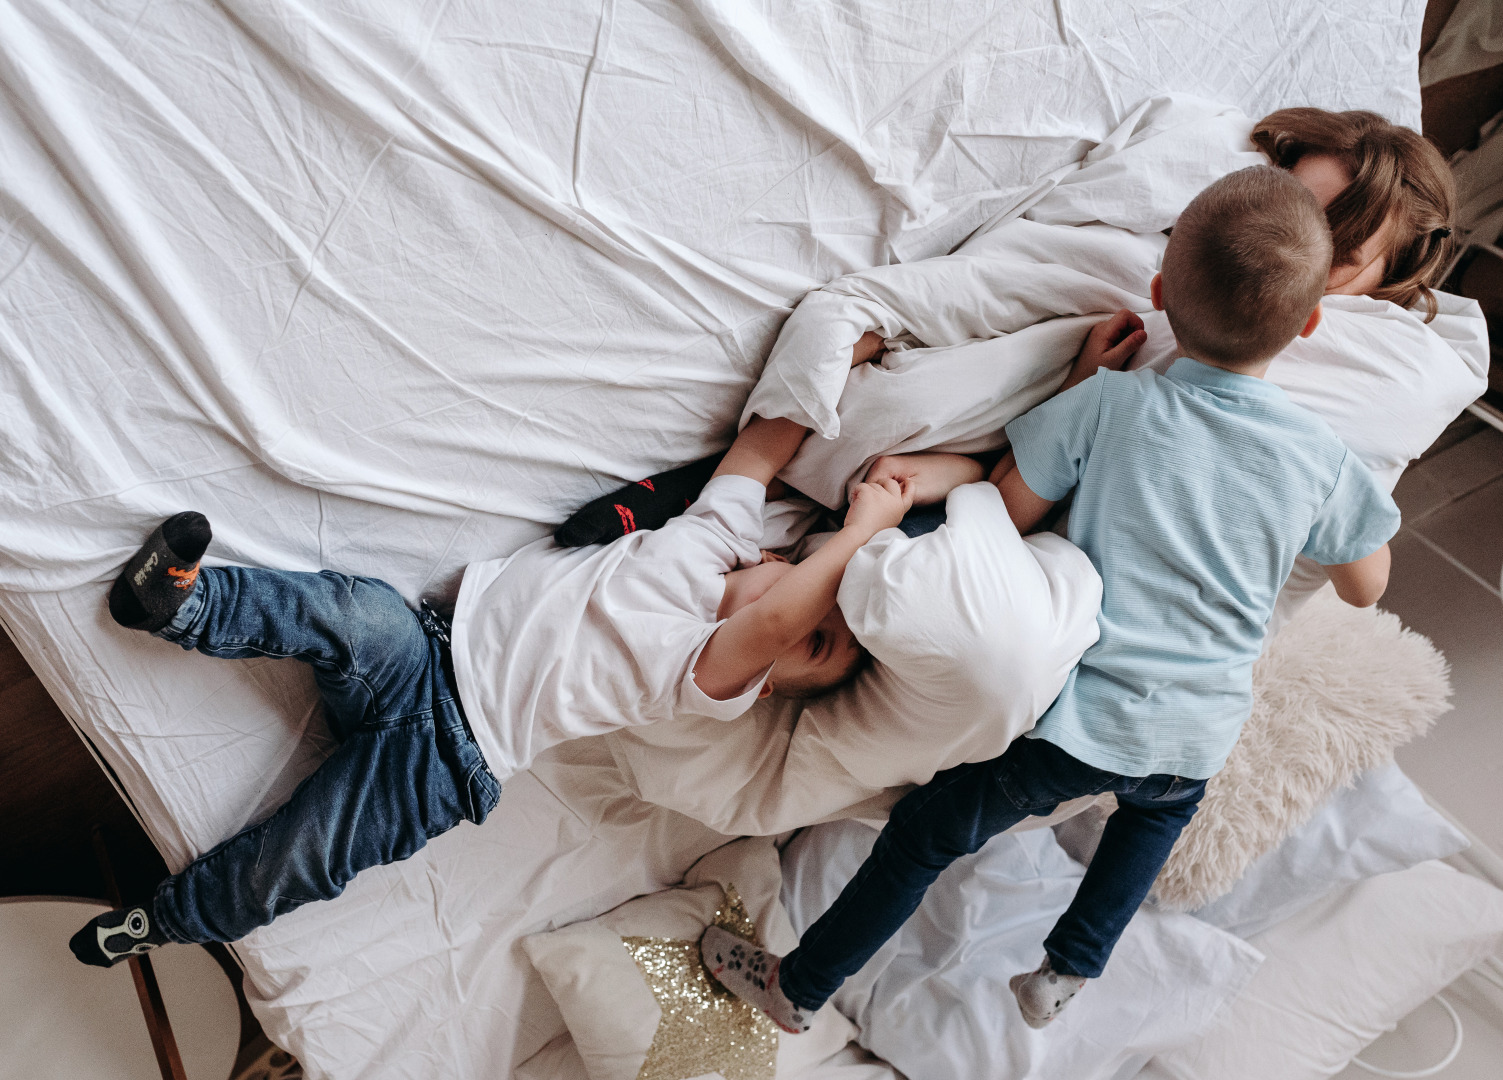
[0,2,1473,1079]
[609,96,1490,835]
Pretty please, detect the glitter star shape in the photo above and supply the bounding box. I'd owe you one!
[620,885,780,1080]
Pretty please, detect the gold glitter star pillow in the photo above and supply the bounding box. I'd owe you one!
[522,837,856,1080]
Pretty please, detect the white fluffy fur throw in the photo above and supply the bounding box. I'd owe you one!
[1150,586,1452,910]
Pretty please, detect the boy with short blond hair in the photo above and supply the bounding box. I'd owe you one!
[705,166,1400,1033]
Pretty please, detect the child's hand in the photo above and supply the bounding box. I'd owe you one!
[866,452,985,506]
[1055,309,1147,393]
[850,331,888,367]
[844,477,913,536]
[1075,309,1147,376]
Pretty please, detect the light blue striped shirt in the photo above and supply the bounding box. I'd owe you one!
[1006,358,1400,779]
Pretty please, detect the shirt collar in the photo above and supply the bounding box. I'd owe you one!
[1167,357,1289,402]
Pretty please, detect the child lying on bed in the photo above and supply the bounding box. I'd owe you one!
[700,166,1402,1033]
[70,418,913,967]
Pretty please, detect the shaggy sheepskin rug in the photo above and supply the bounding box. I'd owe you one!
[1150,586,1452,910]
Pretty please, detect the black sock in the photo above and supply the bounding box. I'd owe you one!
[555,453,725,546]
[108,512,212,632]
[69,905,172,967]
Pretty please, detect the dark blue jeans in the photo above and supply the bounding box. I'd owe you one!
[778,734,1206,1010]
[150,567,500,943]
[897,503,947,537]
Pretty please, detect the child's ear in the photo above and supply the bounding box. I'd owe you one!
[757,681,776,699]
[1150,273,1165,311]
[1298,302,1323,339]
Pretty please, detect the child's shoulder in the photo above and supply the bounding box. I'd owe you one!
[1269,396,1354,470]
[1093,364,1164,401]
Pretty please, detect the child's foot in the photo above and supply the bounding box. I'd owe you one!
[700,924,812,1034]
[69,906,171,967]
[1009,956,1088,1028]
[108,512,212,631]
[555,454,723,546]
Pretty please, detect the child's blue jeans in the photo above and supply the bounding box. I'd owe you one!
[150,567,500,943]
[778,734,1206,1010]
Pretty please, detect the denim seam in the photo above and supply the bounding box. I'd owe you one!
[196,636,385,714]
[997,763,1116,809]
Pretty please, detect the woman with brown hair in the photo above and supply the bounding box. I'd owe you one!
[1252,107,1456,316]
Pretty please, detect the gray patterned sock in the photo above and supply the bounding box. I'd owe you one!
[700,925,812,1034]
[1010,955,1089,1028]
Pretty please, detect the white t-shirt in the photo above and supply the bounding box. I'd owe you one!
[451,474,772,782]
[604,479,1104,835]
[829,481,1104,785]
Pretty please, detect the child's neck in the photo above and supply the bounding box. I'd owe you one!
[1185,354,1271,380]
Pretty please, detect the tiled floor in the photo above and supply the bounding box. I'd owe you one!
[1384,417,1503,855]
[1328,415,1503,1080]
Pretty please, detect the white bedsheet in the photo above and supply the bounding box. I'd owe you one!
[0,2,1432,1078]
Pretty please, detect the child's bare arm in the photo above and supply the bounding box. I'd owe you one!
[693,478,912,699]
[989,451,1057,533]
[851,331,887,366]
[865,453,984,506]
[981,309,1145,533]
[1322,544,1390,608]
[713,416,810,488]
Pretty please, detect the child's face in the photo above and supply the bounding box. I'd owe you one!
[719,559,862,696]
[767,604,862,696]
[1288,153,1392,297]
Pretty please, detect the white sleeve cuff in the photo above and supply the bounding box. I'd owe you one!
[677,633,770,721]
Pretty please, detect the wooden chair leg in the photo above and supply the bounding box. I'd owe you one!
[93,828,188,1080]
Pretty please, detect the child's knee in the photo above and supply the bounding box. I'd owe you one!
[330,576,430,688]
[341,576,424,641]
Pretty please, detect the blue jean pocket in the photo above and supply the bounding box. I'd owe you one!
[1146,776,1206,802]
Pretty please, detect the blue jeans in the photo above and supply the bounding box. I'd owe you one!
[778,734,1206,1009]
[897,503,947,537]
[150,567,500,943]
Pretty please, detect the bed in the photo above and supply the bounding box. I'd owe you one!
[0,2,1488,1078]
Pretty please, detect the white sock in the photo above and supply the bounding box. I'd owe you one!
[1009,955,1088,1028]
[699,925,813,1034]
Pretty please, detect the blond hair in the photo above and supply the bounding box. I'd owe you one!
[1252,108,1455,319]
[1161,167,1332,369]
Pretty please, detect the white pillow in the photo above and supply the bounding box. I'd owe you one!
[515,1033,587,1080]
[523,837,856,1080]
[1138,861,1503,1080]
[1189,763,1468,938]
[781,821,1261,1080]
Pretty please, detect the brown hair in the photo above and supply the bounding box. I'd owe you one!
[1161,167,1332,369]
[1251,108,1455,318]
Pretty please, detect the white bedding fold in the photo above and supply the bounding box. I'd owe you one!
[612,98,1489,837]
[752,97,1488,509]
